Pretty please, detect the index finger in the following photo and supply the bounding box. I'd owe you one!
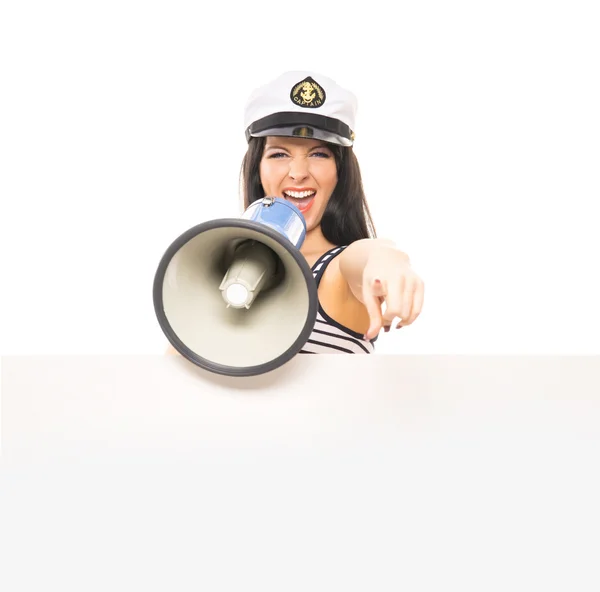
[362,279,385,340]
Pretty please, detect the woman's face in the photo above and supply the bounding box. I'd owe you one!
[259,136,338,232]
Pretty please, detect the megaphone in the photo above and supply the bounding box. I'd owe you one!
[153,197,318,377]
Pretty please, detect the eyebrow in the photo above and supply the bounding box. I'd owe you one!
[264,144,332,152]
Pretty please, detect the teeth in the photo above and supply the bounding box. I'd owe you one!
[283,190,315,199]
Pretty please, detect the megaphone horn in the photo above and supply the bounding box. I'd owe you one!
[153,197,318,377]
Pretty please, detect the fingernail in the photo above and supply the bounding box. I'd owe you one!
[384,326,390,333]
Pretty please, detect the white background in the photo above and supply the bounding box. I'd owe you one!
[1,5,599,586]
[1,0,599,355]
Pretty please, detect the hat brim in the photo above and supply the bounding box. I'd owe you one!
[248,125,353,147]
[245,112,354,147]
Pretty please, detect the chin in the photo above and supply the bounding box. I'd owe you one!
[304,213,323,234]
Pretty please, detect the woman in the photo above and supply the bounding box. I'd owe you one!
[239,71,425,354]
[166,71,424,356]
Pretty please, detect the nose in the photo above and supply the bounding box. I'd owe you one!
[288,157,309,181]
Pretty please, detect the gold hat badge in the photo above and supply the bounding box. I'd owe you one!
[290,76,326,109]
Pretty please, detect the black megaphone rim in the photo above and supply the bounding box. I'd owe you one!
[153,217,319,377]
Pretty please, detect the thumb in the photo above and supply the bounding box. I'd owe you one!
[362,279,385,340]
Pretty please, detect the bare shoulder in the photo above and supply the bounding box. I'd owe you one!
[317,253,370,334]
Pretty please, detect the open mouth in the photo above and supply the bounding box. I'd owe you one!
[282,190,316,213]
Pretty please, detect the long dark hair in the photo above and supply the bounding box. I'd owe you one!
[240,136,376,246]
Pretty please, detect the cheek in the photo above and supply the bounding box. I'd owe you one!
[258,162,267,188]
[259,161,279,192]
[329,171,338,190]
[317,164,338,196]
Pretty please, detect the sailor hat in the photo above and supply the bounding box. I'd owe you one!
[244,71,357,147]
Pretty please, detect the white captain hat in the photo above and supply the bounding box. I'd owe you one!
[244,71,358,147]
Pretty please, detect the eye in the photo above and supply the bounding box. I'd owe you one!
[310,151,331,158]
[266,151,288,159]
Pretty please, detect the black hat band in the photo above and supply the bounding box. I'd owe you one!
[245,111,354,144]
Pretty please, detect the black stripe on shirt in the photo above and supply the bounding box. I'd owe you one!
[310,328,371,353]
[302,339,356,354]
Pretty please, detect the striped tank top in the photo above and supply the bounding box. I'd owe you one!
[299,245,377,354]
